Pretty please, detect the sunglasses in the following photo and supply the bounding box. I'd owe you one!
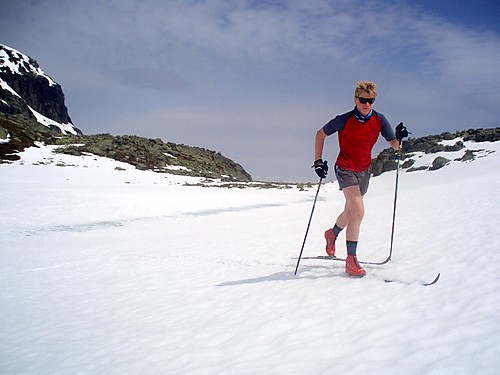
[356,97,376,104]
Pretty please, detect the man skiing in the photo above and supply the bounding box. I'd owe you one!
[313,80,405,276]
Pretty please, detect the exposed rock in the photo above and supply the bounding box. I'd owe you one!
[429,156,450,171]
[0,44,81,135]
[0,114,59,162]
[54,133,252,181]
[456,150,475,162]
[0,45,252,181]
[0,113,252,181]
[0,72,72,125]
[0,86,35,119]
[401,159,415,169]
[371,127,500,176]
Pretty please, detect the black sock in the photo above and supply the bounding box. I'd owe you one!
[333,224,343,237]
[346,240,358,257]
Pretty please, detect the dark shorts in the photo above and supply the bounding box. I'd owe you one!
[335,165,371,196]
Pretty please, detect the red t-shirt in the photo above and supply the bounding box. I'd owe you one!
[323,108,395,172]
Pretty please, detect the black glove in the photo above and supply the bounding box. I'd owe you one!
[313,159,328,179]
[395,122,409,141]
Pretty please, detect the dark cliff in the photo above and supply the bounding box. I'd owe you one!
[0,44,76,131]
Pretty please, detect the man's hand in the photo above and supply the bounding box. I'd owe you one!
[313,159,328,179]
[395,122,409,141]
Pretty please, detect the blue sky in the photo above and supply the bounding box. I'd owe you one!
[2,0,499,181]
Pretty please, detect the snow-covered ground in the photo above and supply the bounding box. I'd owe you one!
[1,141,499,374]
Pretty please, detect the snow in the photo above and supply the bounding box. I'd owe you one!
[0,132,10,144]
[0,44,56,86]
[166,165,191,172]
[1,141,499,374]
[0,77,78,135]
[27,106,79,135]
[438,137,463,147]
[406,146,493,171]
[0,77,21,97]
[1,45,79,135]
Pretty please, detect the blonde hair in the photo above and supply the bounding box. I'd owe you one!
[355,80,377,97]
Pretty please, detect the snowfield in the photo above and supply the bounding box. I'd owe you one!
[1,141,499,374]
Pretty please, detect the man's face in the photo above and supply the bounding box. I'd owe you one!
[354,91,376,116]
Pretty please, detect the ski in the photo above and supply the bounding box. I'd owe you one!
[295,255,391,266]
[423,273,441,286]
[381,273,441,286]
[293,256,441,286]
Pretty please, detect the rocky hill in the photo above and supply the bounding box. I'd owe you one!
[0,113,252,181]
[55,133,252,181]
[0,44,252,181]
[371,127,500,176]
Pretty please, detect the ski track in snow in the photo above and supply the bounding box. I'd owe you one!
[1,142,499,374]
[6,201,303,238]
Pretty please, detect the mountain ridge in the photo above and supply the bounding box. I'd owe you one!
[1,44,499,182]
[0,44,79,134]
[0,44,252,181]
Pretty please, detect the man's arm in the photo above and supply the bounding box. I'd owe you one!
[315,128,328,160]
[389,138,400,150]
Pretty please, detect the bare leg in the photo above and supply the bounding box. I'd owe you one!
[335,185,365,241]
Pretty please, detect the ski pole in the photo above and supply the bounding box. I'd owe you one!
[388,142,402,262]
[294,177,323,275]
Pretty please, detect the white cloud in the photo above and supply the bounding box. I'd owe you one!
[116,67,190,92]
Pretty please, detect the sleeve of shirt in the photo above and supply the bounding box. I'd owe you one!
[322,112,351,136]
[378,112,396,141]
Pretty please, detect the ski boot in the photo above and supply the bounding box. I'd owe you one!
[345,255,366,277]
[324,228,336,257]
